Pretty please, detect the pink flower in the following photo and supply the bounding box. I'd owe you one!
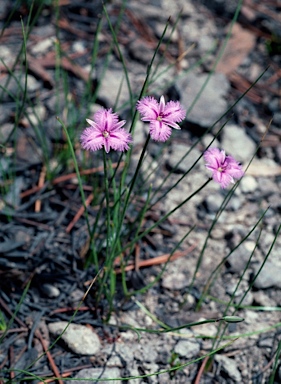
[203,148,244,189]
[136,95,186,142]
[80,108,132,153]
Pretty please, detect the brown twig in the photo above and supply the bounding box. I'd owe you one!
[20,162,125,199]
[35,330,63,384]
[37,364,93,384]
[114,244,197,274]
[65,193,94,233]
[35,166,46,213]
[0,327,28,335]
[9,346,15,381]
[194,356,209,384]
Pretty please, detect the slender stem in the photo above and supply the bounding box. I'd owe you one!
[103,150,111,260]
[123,178,211,252]
[111,134,151,257]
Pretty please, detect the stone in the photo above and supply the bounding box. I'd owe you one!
[162,272,189,290]
[22,104,46,128]
[66,367,121,384]
[96,65,132,108]
[204,193,224,213]
[167,144,202,173]
[174,339,200,358]
[4,177,24,207]
[128,39,153,64]
[41,284,60,298]
[0,123,14,142]
[240,175,258,193]
[253,261,281,289]
[31,37,54,55]
[16,132,43,165]
[215,355,242,383]
[48,322,101,355]
[221,124,256,163]
[226,244,253,274]
[0,73,41,102]
[176,72,230,128]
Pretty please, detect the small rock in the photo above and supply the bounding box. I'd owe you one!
[226,244,252,274]
[174,339,200,358]
[69,289,84,304]
[97,66,131,108]
[240,175,258,193]
[162,272,189,290]
[48,322,101,355]
[226,195,242,211]
[66,367,121,384]
[41,284,60,298]
[22,104,46,128]
[215,354,242,383]
[4,177,24,207]
[167,144,202,173]
[16,132,43,164]
[31,37,54,55]
[193,319,218,337]
[131,120,146,145]
[72,41,86,53]
[177,72,230,128]
[252,291,276,307]
[0,46,13,61]
[135,343,158,363]
[221,124,256,163]
[204,193,224,213]
[253,261,281,289]
[128,39,153,64]
[158,372,171,384]
[0,123,14,142]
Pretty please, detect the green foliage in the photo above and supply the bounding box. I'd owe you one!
[0,311,7,331]
[169,352,182,378]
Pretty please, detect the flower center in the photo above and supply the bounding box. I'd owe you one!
[157,116,163,121]
[103,131,110,138]
[218,166,224,173]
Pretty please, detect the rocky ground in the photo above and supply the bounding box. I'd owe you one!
[0,0,281,383]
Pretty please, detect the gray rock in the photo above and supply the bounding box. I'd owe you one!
[48,322,101,355]
[240,175,258,193]
[0,105,11,125]
[115,342,158,364]
[162,272,189,290]
[204,193,224,213]
[4,177,24,207]
[226,195,243,211]
[0,73,41,101]
[97,66,132,109]
[226,244,252,274]
[215,355,242,382]
[128,39,153,64]
[66,367,121,384]
[41,284,60,298]
[22,104,46,128]
[31,37,54,55]
[158,372,171,384]
[135,344,158,363]
[221,124,256,163]
[0,123,14,142]
[16,131,44,164]
[174,340,200,358]
[177,72,230,128]
[167,144,202,173]
[253,261,281,289]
